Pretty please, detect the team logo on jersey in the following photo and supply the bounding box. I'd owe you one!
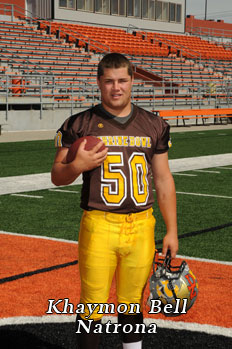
[98,123,104,128]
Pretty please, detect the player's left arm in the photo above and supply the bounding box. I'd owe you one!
[152,151,178,258]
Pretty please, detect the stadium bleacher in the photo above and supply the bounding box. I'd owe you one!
[0,15,231,129]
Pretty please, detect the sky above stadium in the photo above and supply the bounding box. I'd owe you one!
[186,0,232,23]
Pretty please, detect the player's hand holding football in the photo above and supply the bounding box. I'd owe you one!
[69,139,108,173]
[51,138,108,186]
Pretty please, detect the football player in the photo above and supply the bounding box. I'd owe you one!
[51,53,178,349]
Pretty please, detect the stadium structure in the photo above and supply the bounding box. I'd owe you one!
[0,0,231,131]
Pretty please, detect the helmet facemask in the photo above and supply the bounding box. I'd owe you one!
[147,250,198,316]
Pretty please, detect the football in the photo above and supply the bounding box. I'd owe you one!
[66,135,106,163]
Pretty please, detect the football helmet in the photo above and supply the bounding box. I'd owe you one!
[147,249,198,316]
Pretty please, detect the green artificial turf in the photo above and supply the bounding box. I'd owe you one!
[0,140,56,177]
[168,128,232,159]
[152,167,232,261]
[0,187,82,241]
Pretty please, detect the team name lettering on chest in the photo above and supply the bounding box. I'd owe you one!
[98,136,151,148]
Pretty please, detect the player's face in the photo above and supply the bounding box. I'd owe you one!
[97,67,133,116]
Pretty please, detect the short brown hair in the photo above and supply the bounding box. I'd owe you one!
[97,53,133,79]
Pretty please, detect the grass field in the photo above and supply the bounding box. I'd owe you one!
[0,129,231,262]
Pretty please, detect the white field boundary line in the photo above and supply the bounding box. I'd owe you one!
[0,315,231,338]
[0,153,232,195]
[0,230,231,266]
[0,230,78,245]
[0,173,83,196]
[143,318,232,338]
[169,153,232,173]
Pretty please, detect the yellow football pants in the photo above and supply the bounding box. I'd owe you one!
[78,208,156,320]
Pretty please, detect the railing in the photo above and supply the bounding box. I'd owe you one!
[0,74,231,121]
[0,47,55,76]
[0,2,110,54]
[127,24,147,40]
[0,74,99,120]
[186,25,232,41]
[0,2,35,22]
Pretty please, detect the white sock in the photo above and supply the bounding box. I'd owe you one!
[122,341,142,349]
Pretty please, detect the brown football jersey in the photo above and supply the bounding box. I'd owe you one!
[55,104,170,213]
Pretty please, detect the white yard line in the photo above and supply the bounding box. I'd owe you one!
[216,166,232,170]
[49,189,79,194]
[172,173,198,176]
[176,191,232,199]
[193,169,220,174]
[11,194,43,199]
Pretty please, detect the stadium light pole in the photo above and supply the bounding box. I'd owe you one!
[204,0,207,20]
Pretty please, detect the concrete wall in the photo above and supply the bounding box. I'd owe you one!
[54,1,185,34]
[186,15,232,38]
[26,0,52,19]
[0,108,83,132]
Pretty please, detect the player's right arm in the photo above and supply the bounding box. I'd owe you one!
[51,140,108,186]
